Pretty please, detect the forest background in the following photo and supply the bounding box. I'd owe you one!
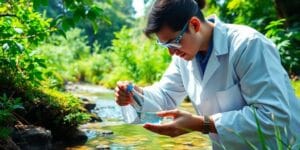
[0,0,299,146]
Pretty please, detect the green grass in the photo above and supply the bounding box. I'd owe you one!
[291,80,300,98]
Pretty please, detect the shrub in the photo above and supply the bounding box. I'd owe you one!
[0,94,22,140]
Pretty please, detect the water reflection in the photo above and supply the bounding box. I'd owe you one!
[92,100,124,122]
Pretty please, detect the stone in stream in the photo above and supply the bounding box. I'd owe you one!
[89,113,103,122]
[96,144,110,150]
[101,130,114,137]
[82,100,96,112]
[12,125,52,150]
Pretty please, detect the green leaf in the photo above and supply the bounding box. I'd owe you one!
[51,14,64,27]
[61,18,75,31]
[34,71,43,81]
[12,104,24,110]
[91,21,99,34]
[27,64,35,71]
[73,8,85,22]
[253,107,268,150]
[56,29,67,39]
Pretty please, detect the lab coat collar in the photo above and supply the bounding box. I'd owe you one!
[188,15,229,87]
[210,15,229,56]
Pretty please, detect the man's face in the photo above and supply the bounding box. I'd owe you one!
[156,22,202,61]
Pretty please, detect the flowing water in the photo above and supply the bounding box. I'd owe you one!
[65,83,212,150]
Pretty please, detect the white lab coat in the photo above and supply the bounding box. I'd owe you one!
[141,16,300,149]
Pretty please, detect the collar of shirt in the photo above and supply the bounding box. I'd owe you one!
[196,18,215,76]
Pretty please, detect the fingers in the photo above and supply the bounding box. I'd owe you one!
[143,123,184,137]
[115,81,133,106]
[156,109,180,118]
[143,123,173,136]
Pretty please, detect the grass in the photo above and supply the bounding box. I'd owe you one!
[291,80,300,98]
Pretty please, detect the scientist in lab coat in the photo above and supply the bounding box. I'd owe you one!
[114,0,300,149]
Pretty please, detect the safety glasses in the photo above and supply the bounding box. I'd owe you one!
[157,22,188,49]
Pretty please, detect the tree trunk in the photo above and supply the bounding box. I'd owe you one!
[273,0,300,26]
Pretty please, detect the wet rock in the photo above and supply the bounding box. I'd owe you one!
[96,144,110,150]
[79,97,96,112]
[101,130,114,137]
[79,97,89,102]
[0,137,20,150]
[83,101,96,112]
[64,128,88,146]
[90,113,102,122]
[12,125,52,150]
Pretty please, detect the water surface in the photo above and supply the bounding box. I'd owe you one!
[66,83,212,149]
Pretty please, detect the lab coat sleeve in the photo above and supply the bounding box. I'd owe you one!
[142,56,187,112]
[213,34,293,149]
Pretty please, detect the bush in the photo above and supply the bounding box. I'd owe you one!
[0,94,22,140]
[100,27,171,88]
[20,87,90,140]
[37,28,91,84]
[265,19,300,75]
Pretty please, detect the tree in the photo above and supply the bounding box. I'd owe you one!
[273,0,300,26]
[37,0,136,50]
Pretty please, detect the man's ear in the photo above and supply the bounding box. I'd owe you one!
[189,16,201,32]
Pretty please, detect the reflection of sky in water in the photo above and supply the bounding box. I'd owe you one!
[92,100,124,122]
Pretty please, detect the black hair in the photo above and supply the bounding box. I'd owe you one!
[144,0,206,38]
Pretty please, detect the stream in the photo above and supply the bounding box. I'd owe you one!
[65,83,212,150]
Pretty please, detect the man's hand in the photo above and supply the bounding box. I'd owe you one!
[115,81,134,106]
[143,109,205,137]
[115,81,143,106]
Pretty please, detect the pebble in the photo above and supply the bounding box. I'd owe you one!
[101,130,113,136]
[96,145,110,150]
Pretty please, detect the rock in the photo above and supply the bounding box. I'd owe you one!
[101,130,113,137]
[64,128,88,146]
[90,113,102,122]
[12,125,52,150]
[83,102,96,112]
[0,137,20,150]
[79,97,89,102]
[96,144,110,150]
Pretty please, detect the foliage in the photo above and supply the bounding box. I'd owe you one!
[38,0,135,49]
[0,94,22,140]
[291,80,300,98]
[20,87,90,133]
[37,25,171,88]
[100,27,171,88]
[37,28,114,84]
[205,0,300,75]
[34,0,111,36]
[38,88,90,126]
[265,19,300,74]
[216,0,276,32]
[0,0,51,88]
[37,28,91,84]
[81,0,135,49]
[0,0,107,140]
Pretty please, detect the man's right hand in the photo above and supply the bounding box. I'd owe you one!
[114,81,134,106]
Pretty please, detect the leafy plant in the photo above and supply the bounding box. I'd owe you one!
[0,0,109,141]
[222,107,297,149]
[0,0,51,88]
[0,94,23,140]
[100,27,171,88]
[265,19,300,74]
